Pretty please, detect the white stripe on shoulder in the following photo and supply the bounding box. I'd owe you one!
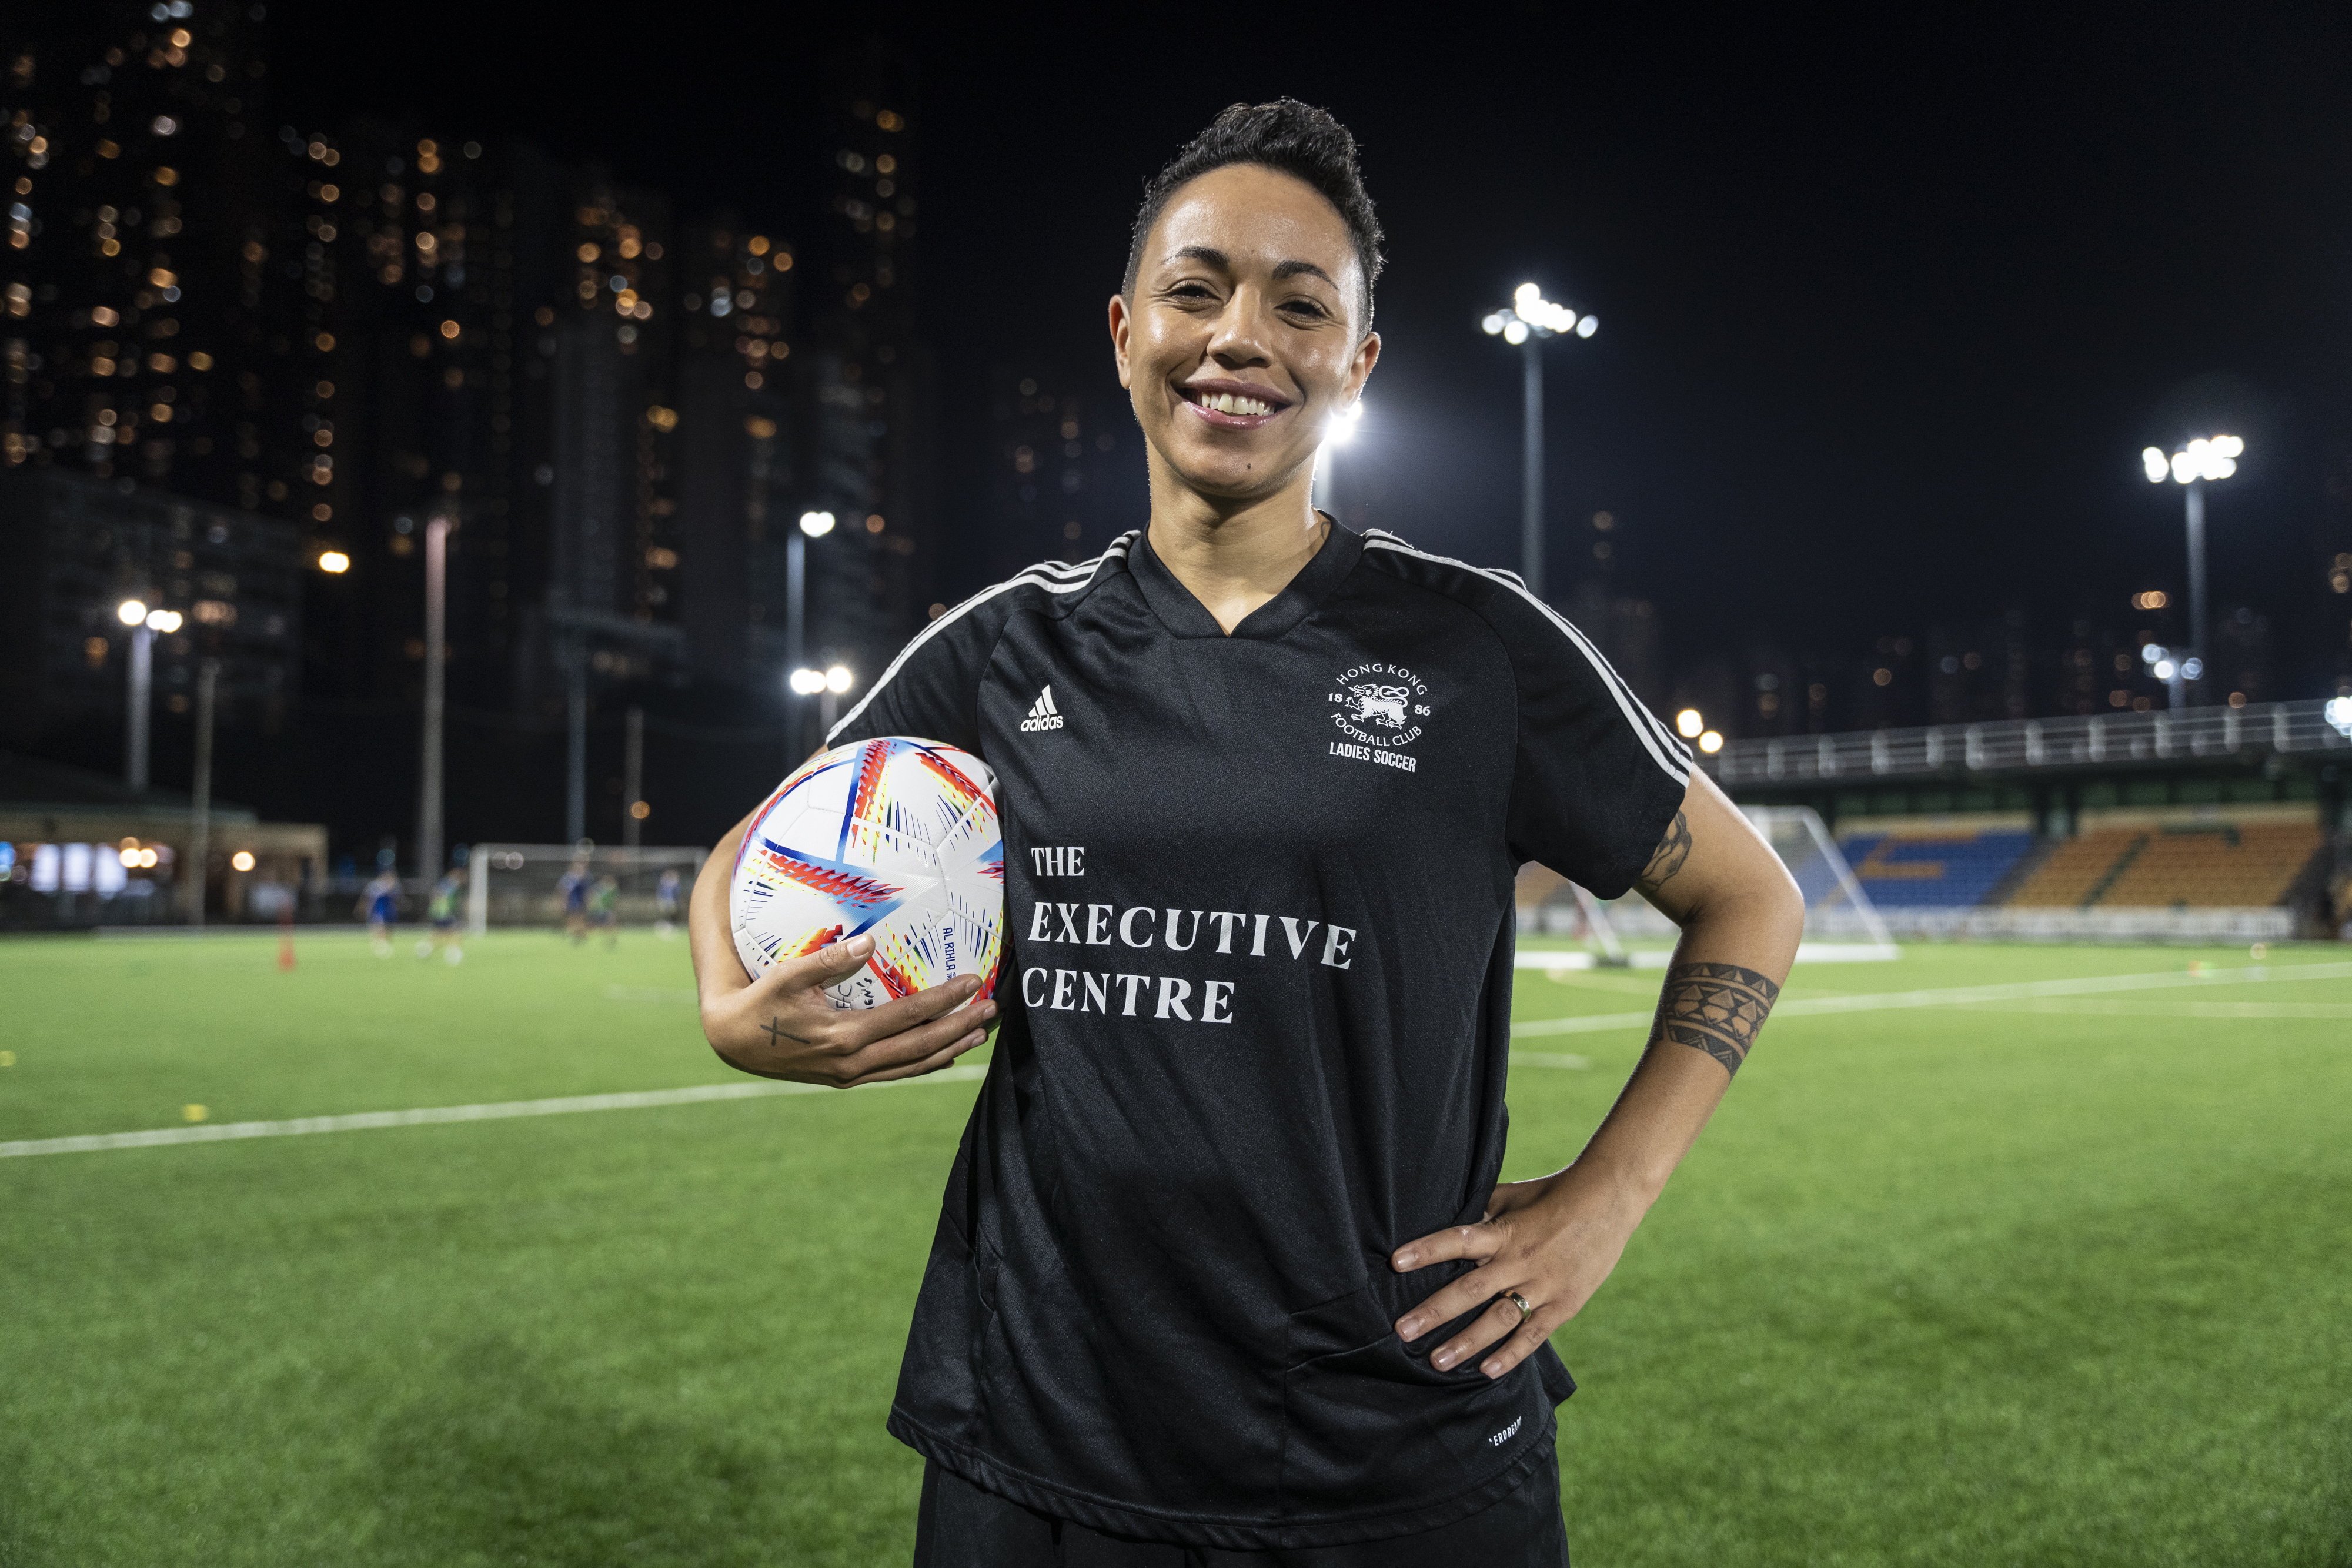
[824,539,1132,745]
[1359,533,1693,785]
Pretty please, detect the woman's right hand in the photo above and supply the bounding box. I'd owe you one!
[697,932,997,1088]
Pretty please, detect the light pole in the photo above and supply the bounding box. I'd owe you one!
[1481,283,1598,600]
[2140,435,2242,707]
[789,511,833,759]
[188,657,219,925]
[116,599,181,791]
[417,510,450,881]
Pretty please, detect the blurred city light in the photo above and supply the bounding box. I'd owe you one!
[824,665,854,694]
[2152,658,2177,681]
[1699,730,1725,754]
[788,668,826,694]
[231,851,256,871]
[1675,708,1705,739]
[798,510,836,537]
[116,599,146,625]
[318,550,350,573]
[145,608,182,633]
[2130,590,2168,610]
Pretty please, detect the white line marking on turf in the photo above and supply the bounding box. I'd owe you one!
[1508,960,2352,1038]
[1957,1000,2352,1020]
[1511,942,1899,971]
[0,1065,988,1161]
[1510,1052,1592,1070]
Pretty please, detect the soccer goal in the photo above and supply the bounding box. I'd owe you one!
[465,844,709,936]
[1536,805,1897,965]
[1742,806,1899,960]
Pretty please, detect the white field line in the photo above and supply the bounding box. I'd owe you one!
[1508,960,2352,1039]
[1957,1000,2352,1019]
[0,1064,987,1161]
[1510,1052,1592,1070]
[1512,942,1899,972]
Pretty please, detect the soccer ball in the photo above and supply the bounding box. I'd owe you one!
[730,736,1004,1011]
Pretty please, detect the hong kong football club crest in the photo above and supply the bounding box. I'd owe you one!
[1326,662,1430,748]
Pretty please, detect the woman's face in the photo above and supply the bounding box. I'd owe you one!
[1112,163,1379,506]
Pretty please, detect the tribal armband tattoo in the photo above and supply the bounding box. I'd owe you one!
[1652,961,1781,1076]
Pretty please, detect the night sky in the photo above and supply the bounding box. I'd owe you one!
[274,4,2352,701]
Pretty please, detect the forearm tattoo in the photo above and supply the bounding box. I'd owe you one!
[1637,811,1692,892]
[1652,962,1780,1076]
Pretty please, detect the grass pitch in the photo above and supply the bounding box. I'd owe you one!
[1,930,2347,1566]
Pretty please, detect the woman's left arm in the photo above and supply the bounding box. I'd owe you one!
[1390,768,1806,1378]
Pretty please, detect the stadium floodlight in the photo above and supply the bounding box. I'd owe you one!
[1312,400,1366,516]
[116,599,147,625]
[145,607,181,633]
[1480,281,1598,600]
[2140,434,2242,709]
[789,667,827,696]
[824,664,854,694]
[1675,708,1705,739]
[1699,730,1724,754]
[317,550,350,574]
[2327,696,2352,740]
[798,510,836,537]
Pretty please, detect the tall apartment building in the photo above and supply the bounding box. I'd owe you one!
[4,14,944,848]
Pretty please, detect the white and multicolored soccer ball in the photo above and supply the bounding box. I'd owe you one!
[730,736,1004,1011]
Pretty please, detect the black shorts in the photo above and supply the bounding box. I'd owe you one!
[910,1445,1569,1568]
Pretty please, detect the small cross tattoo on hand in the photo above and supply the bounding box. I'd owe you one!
[763,1017,793,1049]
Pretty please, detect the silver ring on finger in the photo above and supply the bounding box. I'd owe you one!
[1504,1290,1533,1327]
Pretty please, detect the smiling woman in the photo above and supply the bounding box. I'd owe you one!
[687,99,1805,1568]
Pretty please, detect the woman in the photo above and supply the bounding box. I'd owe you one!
[690,100,1805,1565]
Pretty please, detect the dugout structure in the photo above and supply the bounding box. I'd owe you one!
[466,844,707,935]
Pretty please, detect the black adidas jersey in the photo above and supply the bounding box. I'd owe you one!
[827,522,1690,1549]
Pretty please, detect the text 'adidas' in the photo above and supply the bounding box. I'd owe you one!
[1020,684,1065,733]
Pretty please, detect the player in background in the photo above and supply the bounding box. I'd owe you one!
[358,867,399,958]
[689,101,1807,1564]
[420,865,466,964]
[654,867,682,938]
[556,858,590,945]
[588,874,620,949]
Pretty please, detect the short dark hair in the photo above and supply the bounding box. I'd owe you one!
[1124,99,1385,334]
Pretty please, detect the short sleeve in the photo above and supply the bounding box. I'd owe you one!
[823,591,1009,755]
[1501,601,1692,899]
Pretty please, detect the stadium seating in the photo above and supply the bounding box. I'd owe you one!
[1839,830,2037,908]
[2003,821,2323,909]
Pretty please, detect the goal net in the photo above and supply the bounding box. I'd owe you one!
[464,843,709,935]
[1544,804,1896,962]
[1742,805,1897,958]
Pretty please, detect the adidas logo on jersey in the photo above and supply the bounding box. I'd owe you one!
[1019,684,1065,733]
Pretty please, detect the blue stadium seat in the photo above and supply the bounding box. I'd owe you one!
[1839,831,2036,908]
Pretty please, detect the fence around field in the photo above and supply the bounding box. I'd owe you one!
[466,845,707,934]
[1703,698,2352,785]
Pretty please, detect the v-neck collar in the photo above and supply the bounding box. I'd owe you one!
[1130,517,1363,641]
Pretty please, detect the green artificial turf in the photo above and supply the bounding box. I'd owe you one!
[2,931,2348,1565]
